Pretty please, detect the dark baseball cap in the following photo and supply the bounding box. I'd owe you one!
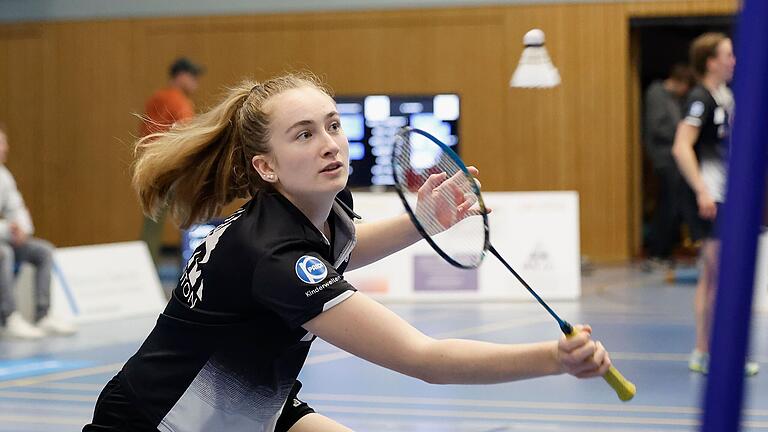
[169,57,205,77]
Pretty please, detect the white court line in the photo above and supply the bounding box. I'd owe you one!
[311,404,768,428]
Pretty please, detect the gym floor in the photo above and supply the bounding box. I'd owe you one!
[1,265,766,431]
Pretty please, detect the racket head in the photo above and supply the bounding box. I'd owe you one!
[392,126,489,269]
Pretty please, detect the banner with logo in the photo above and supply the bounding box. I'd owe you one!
[16,241,166,323]
[345,192,581,301]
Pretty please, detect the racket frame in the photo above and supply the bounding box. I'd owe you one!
[393,126,490,270]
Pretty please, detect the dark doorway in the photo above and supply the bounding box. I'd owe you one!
[631,15,733,263]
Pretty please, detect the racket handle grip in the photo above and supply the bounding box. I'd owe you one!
[566,328,636,402]
[603,365,636,402]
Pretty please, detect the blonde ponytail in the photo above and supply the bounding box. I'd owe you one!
[132,72,330,228]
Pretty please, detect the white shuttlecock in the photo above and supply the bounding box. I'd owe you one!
[510,29,561,88]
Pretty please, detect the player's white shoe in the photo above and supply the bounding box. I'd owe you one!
[3,312,45,339]
[37,314,77,336]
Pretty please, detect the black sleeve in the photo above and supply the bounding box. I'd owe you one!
[683,88,713,128]
[252,241,356,329]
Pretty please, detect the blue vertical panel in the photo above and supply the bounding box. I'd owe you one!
[702,1,768,431]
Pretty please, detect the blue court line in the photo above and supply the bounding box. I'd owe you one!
[52,261,79,315]
[0,359,93,381]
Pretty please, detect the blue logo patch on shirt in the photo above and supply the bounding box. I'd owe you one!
[295,255,328,284]
[689,101,705,118]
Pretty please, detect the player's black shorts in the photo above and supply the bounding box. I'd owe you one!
[686,203,722,241]
[276,380,316,431]
[83,375,315,432]
[82,374,157,431]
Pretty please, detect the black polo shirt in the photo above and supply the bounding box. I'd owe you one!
[683,84,732,202]
[119,188,358,432]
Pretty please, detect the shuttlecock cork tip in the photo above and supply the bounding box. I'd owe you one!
[510,28,560,88]
[523,28,545,47]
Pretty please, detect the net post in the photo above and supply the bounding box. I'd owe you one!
[702,1,768,430]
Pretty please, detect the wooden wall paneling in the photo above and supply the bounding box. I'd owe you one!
[42,20,142,246]
[141,10,508,244]
[504,4,630,262]
[0,25,46,241]
[625,0,738,17]
[0,1,744,259]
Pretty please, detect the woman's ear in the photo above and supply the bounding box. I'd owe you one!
[252,155,278,183]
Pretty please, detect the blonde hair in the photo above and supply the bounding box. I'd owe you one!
[132,72,331,228]
[690,32,729,78]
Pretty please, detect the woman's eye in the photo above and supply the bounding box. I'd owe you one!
[297,131,311,140]
[329,122,341,132]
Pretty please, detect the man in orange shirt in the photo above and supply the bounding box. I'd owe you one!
[140,57,204,265]
[140,57,203,137]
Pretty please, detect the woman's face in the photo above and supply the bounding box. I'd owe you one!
[710,39,735,83]
[255,86,349,204]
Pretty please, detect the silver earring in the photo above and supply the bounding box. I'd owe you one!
[267,174,275,181]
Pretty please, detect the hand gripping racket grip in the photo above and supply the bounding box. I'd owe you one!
[567,329,636,402]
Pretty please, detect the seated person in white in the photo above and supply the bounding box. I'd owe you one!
[0,125,75,339]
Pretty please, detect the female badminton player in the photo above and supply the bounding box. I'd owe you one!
[83,73,612,432]
[672,33,758,376]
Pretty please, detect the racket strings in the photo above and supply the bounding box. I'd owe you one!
[393,131,485,268]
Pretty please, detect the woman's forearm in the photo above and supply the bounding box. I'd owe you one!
[347,214,422,270]
[418,338,562,385]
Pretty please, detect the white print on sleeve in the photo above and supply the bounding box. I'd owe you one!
[180,208,244,308]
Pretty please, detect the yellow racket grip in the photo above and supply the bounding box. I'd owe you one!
[566,329,636,402]
[603,365,636,402]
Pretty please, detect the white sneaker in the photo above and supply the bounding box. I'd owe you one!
[689,350,709,374]
[3,312,45,339]
[36,315,77,336]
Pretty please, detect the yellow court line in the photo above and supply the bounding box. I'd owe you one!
[0,414,86,426]
[0,401,94,413]
[610,352,768,363]
[0,390,95,402]
[0,362,122,390]
[311,404,768,428]
[23,382,104,391]
[5,389,767,418]
[304,392,768,417]
[302,392,702,415]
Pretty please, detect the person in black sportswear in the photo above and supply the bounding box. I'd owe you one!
[643,63,695,267]
[84,73,613,432]
[672,33,758,376]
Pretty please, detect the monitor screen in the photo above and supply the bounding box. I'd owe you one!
[335,94,460,188]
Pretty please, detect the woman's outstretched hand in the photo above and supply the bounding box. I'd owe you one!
[556,325,612,379]
[414,166,490,235]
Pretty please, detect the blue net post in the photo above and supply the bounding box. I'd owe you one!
[702,1,768,431]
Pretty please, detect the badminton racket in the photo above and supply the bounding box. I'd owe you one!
[392,126,636,402]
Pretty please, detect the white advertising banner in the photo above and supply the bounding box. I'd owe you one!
[47,241,166,323]
[345,191,581,301]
